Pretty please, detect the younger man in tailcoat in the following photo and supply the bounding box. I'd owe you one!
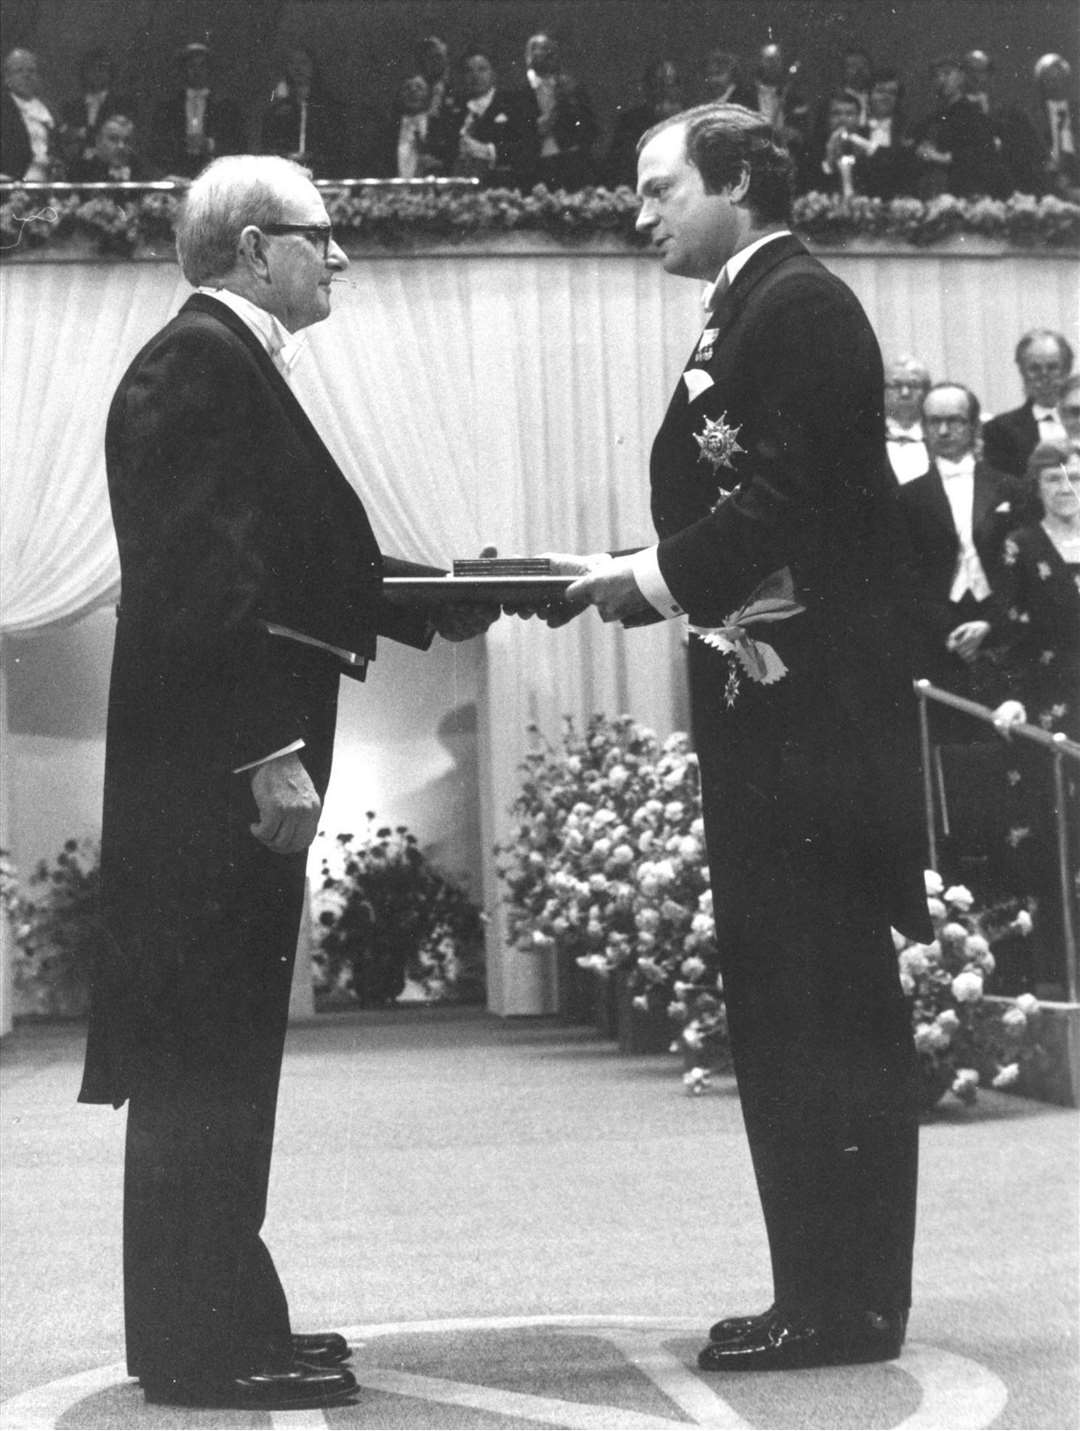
[551,104,931,1372]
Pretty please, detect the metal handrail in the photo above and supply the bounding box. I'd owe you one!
[0,177,481,194]
[914,678,1078,1002]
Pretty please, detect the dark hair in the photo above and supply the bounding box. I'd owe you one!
[1015,328,1074,373]
[922,381,981,426]
[1026,438,1071,475]
[639,103,794,224]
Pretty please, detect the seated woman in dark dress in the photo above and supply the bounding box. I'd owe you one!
[994,438,1080,994]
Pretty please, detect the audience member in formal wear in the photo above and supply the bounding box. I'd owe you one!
[962,49,1043,195]
[1059,373,1080,441]
[77,152,494,1413]
[57,48,135,172]
[837,45,874,126]
[885,356,932,484]
[451,48,537,189]
[982,329,1074,478]
[260,45,347,179]
[149,42,245,179]
[380,74,452,179]
[549,102,928,1373]
[68,112,160,184]
[914,56,1006,198]
[898,382,1022,713]
[1032,54,1079,200]
[1,47,57,180]
[699,49,756,109]
[750,41,811,160]
[605,58,684,189]
[848,70,917,199]
[799,88,863,195]
[993,438,1080,993]
[518,33,599,192]
[414,35,453,122]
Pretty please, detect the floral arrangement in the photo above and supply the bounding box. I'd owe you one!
[896,871,1047,1108]
[3,182,1077,257]
[0,839,103,1018]
[496,715,724,1072]
[313,818,485,1008]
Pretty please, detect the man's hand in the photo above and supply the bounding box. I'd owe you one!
[435,602,500,641]
[249,751,321,854]
[501,551,598,628]
[565,554,652,623]
[992,699,1027,735]
[946,619,991,664]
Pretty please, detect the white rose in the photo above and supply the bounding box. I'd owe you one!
[926,897,946,921]
[607,764,630,788]
[991,1063,1020,1088]
[951,970,984,1003]
[951,1068,979,1102]
[936,1008,960,1031]
[924,870,944,896]
[944,884,974,911]
[941,921,970,945]
[1001,1006,1027,1033]
[632,994,650,1012]
[1015,992,1040,1016]
[1012,910,1034,936]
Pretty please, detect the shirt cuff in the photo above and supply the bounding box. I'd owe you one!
[234,739,305,775]
[630,547,685,618]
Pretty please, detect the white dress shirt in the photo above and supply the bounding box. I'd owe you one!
[184,87,208,138]
[397,112,428,178]
[886,421,929,484]
[631,231,793,618]
[937,454,991,603]
[11,93,54,179]
[1032,403,1066,442]
[528,69,560,157]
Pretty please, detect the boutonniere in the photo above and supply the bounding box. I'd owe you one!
[1037,561,1052,580]
[694,412,745,505]
[690,567,806,707]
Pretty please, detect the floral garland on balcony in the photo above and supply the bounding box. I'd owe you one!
[2,183,1078,257]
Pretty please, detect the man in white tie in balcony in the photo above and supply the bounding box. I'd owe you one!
[897,381,1024,717]
[982,328,1074,478]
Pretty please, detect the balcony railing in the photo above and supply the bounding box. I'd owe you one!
[915,679,1080,1002]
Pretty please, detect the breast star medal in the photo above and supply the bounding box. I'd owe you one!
[694,413,745,505]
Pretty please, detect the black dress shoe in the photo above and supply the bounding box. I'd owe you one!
[292,1331,352,1366]
[707,1304,776,1345]
[143,1361,358,1409]
[698,1309,905,1373]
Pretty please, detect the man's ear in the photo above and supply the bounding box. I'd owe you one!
[728,163,751,204]
[237,224,271,281]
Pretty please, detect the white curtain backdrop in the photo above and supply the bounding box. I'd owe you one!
[1,243,1076,1009]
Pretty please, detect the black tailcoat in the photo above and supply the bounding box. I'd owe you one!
[981,400,1041,479]
[78,295,435,1382]
[651,234,930,1320]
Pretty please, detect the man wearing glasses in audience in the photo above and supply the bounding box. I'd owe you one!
[884,355,932,484]
[982,328,1074,478]
[78,155,493,1414]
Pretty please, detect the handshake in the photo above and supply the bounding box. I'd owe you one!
[415,547,656,641]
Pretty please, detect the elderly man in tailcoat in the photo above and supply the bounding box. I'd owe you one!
[553,103,931,1372]
[78,154,490,1412]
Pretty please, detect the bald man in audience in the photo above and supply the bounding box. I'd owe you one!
[982,329,1073,477]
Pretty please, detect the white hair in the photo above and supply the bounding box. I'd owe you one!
[175,154,314,286]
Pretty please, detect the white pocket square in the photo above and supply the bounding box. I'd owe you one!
[995,502,1012,512]
[683,370,714,401]
[494,113,508,124]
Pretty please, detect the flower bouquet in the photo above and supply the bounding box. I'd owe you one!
[313,818,485,1007]
[497,716,725,1062]
[896,872,1048,1108]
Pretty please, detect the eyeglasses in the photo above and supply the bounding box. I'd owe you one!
[261,223,333,259]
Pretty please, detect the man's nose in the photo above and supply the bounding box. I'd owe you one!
[327,239,349,271]
[635,199,657,232]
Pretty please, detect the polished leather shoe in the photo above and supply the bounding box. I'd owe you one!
[292,1331,352,1366]
[698,1309,906,1373]
[143,1361,358,1409]
[708,1304,776,1345]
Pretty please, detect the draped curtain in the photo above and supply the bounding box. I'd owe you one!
[1,244,1076,1009]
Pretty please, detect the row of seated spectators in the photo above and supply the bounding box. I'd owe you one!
[886,328,1079,993]
[2,35,1078,199]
